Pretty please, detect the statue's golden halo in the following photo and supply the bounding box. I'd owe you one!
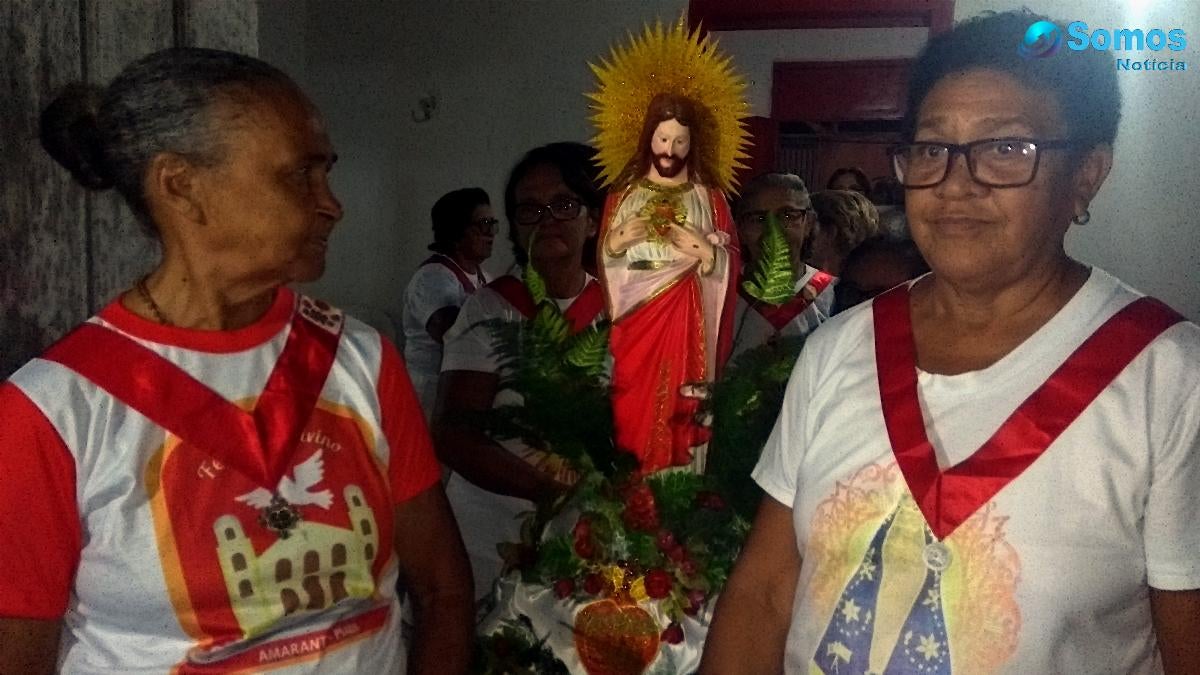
[588,18,752,195]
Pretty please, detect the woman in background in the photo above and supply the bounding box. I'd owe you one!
[402,187,495,419]
[806,188,881,276]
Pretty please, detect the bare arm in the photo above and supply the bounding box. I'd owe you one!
[1151,588,1200,674]
[700,497,800,674]
[433,370,566,503]
[424,306,461,345]
[0,617,60,675]
[393,484,474,675]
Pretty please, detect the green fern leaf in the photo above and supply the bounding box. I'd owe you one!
[741,212,796,305]
[565,324,610,375]
[532,304,570,345]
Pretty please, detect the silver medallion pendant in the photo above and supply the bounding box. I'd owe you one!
[923,541,952,572]
[259,494,302,539]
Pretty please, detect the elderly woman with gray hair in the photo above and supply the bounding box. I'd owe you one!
[731,173,837,356]
[0,48,471,674]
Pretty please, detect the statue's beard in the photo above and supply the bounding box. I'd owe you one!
[653,153,687,179]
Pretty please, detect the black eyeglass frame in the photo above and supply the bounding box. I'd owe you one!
[736,207,812,228]
[468,217,500,235]
[513,197,584,226]
[889,137,1077,189]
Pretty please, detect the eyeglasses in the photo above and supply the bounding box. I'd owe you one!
[513,197,583,226]
[736,208,811,229]
[889,138,1076,189]
[469,217,500,235]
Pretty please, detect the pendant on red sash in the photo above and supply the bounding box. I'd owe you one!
[44,294,344,538]
[487,274,605,333]
[873,285,1184,541]
[422,253,480,293]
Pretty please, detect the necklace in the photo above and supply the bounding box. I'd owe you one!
[136,276,171,326]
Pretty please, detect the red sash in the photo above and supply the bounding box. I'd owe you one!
[742,270,835,331]
[42,296,343,489]
[487,274,605,334]
[873,286,1184,540]
[422,254,479,293]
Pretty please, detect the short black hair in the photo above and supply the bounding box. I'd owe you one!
[904,9,1121,149]
[503,142,605,266]
[429,187,489,254]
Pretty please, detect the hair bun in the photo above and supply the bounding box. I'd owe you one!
[39,83,114,190]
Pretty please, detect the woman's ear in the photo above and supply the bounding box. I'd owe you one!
[586,206,600,238]
[1072,145,1114,220]
[145,152,204,224]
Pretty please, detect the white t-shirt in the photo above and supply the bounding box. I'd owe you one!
[0,289,441,674]
[753,268,1200,674]
[731,265,836,358]
[440,278,599,599]
[401,260,484,418]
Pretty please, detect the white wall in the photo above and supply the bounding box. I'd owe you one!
[261,0,1199,321]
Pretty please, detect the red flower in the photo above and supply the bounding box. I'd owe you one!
[622,483,660,532]
[583,573,605,596]
[661,623,685,644]
[554,578,575,599]
[656,529,677,552]
[575,538,596,559]
[680,558,698,578]
[667,544,688,563]
[644,568,673,599]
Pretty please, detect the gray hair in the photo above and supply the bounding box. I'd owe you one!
[733,172,811,219]
[39,47,298,230]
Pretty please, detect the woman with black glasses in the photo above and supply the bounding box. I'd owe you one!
[401,187,496,420]
[433,143,607,601]
[704,9,1199,674]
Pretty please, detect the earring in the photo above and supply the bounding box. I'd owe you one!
[1072,209,1091,225]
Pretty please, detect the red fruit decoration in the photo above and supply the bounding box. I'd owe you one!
[660,622,685,645]
[554,578,576,599]
[584,573,605,596]
[644,568,673,599]
[574,599,660,675]
[622,483,660,532]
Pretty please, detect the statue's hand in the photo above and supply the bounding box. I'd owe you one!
[605,217,649,256]
[668,224,716,273]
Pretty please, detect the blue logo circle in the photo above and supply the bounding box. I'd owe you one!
[1019,20,1063,58]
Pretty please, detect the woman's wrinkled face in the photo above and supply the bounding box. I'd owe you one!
[191,88,343,284]
[904,68,1083,287]
[736,186,812,267]
[512,163,596,266]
